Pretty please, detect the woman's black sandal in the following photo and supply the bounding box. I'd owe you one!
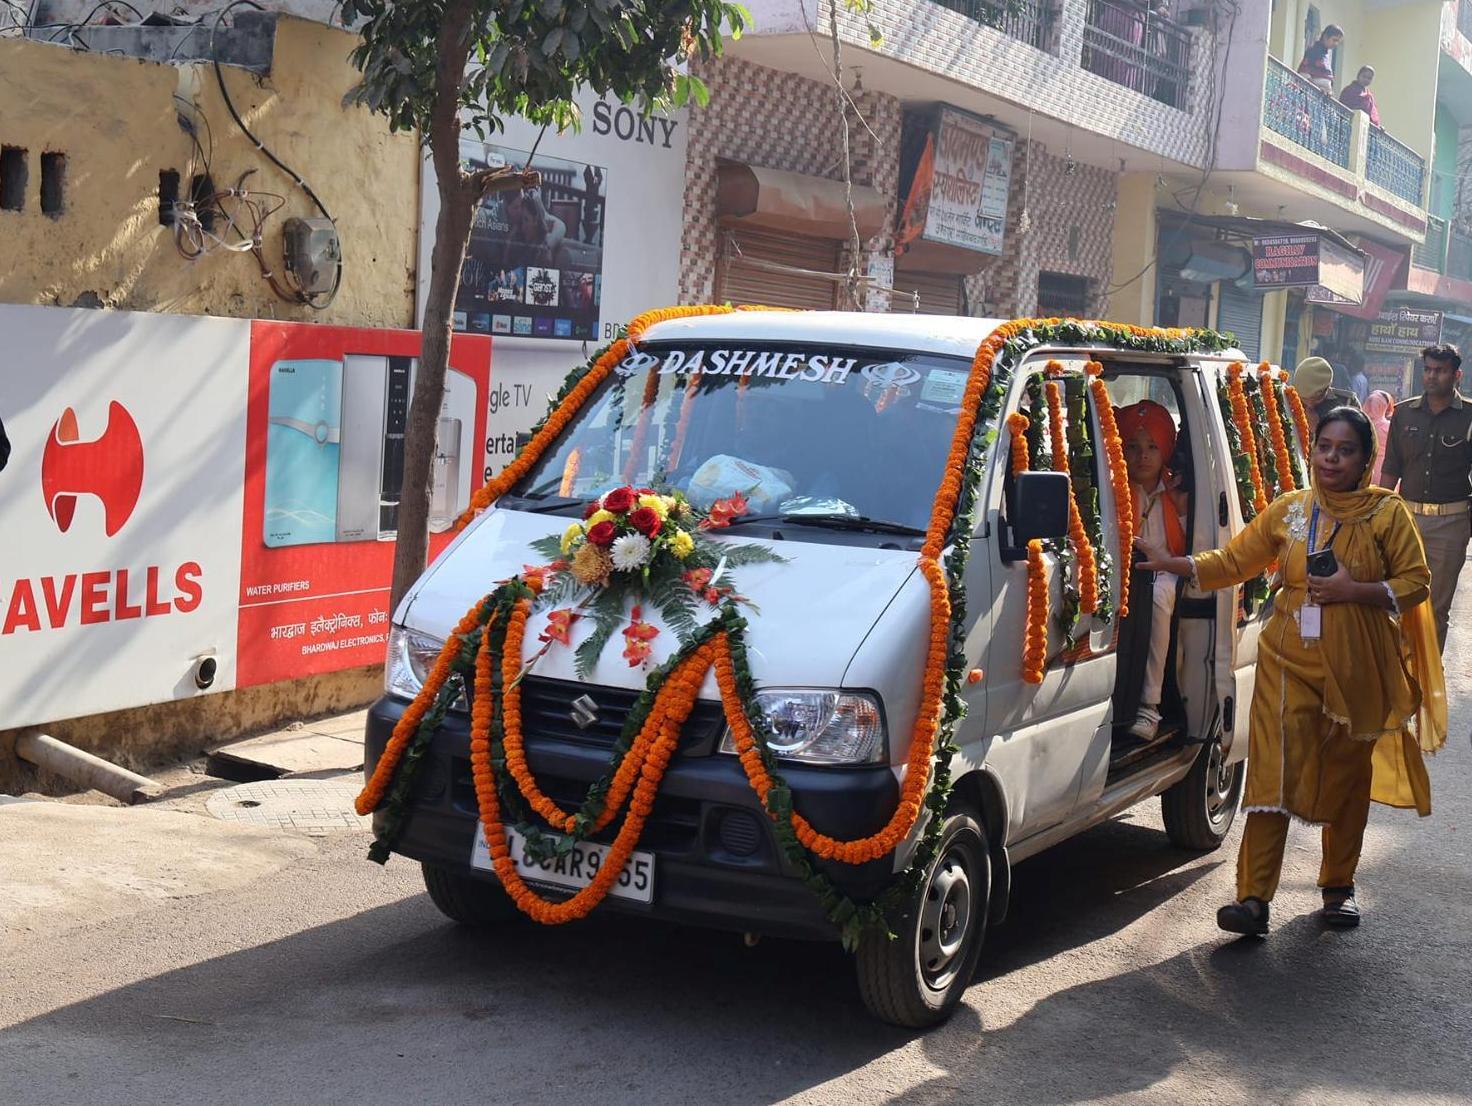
[1217,897,1269,936]
[1320,886,1361,928]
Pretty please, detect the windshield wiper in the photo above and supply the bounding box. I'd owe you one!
[720,513,925,537]
[501,493,585,514]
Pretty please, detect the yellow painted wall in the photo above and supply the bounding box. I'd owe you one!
[1362,2,1444,160]
[0,16,418,326]
[1106,173,1158,326]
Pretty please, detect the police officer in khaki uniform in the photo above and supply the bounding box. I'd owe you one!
[1381,343,1471,651]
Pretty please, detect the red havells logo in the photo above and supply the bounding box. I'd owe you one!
[42,402,145,537]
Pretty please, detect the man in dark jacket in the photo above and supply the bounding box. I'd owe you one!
[1294,355,1361,434]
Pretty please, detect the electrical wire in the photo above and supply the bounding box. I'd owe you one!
[210,0,341,308]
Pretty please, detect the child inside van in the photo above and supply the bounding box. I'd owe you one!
[1118,400,1188,740]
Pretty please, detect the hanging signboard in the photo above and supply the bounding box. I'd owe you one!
[1253,232,1364,302]
[1365,306,1443,354]
[1307,236,1403,318]
[896,105,1013,257]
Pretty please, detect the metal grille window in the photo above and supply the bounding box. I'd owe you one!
[1263,57,1352,169]
[1080,0,1192,108]
[1037,272,1091,317]
[930,0,1059,52]
[716,229,840,311]
[1366,127,1427,206]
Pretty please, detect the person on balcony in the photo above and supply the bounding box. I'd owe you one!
[1339,66,1381,127]
[1297,24,1343,92]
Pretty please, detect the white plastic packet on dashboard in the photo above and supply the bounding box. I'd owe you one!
[687,455,794,514]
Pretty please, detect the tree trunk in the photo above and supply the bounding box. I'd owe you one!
[389,0,476,611]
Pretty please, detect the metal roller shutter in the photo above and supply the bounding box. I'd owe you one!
[716,229,841,311]
[1216,284,1263,360]
[889,270,964,315]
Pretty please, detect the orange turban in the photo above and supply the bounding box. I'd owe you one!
[1115,400,1177,464]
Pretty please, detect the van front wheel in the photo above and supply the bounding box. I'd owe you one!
[1161,741,1243,851]
[855,813,990,1029]
[421,862,521,926]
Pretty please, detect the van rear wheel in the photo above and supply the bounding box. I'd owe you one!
[421,862,521,926]
[855,813,990,1029]
[1161,741,1243,850]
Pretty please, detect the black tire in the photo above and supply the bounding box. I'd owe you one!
[855,813,991,1029]
[1161,741,1244,850]
[421,862,521,926]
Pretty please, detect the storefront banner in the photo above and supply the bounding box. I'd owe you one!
[0,305,249,729]
[1365,306,1443,355]
[419,90,688,346]
[1254,233,1364,302]
[900,106,1013,257]
[237,322,492,688]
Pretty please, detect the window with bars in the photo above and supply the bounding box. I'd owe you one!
[1037,272,1092,317]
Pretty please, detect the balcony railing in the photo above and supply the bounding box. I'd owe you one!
[1416,215,1449,270]
[1367,126,1427,205]
[1263,57,1353,168]
[1081,0,1192,109]
[930,0,1059,52]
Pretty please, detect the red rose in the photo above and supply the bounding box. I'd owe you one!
[586,521,616,546]
[603,486,635,513]
[582,501,600,520]
[628,507,661,537]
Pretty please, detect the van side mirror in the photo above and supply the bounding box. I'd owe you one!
[1006,471,1071,556]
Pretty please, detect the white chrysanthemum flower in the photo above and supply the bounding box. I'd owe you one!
[610,533,652,571]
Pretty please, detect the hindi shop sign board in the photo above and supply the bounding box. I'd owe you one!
[0,304,250,729]
[1365,307,1443,355]
[901,106,1014,257]
[420,90,689,345]
[1253,232,1365,303]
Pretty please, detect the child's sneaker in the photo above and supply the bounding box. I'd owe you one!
[1128,704,1162,740]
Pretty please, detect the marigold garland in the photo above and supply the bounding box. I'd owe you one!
[1089,368,1134,619]
[1006,412,1030,477]
[1284,383,1313,459]
[1226,362,1269,515]
[1258,363,1295,494]
[1045,379,1099,616]
[1022,539,1049,684]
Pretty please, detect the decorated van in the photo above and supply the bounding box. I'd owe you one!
[357,306,1313,1027]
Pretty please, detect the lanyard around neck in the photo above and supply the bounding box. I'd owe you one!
[1308,502,1342,554]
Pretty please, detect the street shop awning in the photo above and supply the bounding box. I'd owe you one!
[1172,214,1370,305]
[715,160,889,241]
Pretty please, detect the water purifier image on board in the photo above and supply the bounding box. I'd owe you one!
[264,358,343,547]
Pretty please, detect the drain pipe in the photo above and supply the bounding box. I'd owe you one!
[14,731,161,805]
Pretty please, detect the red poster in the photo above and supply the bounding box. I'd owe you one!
[237,322,492,688]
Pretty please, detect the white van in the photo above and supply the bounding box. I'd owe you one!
[365,311,1275,1027]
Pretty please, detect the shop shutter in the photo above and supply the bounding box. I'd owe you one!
[1216,284,1263,361]
[716,229,840,311]
[889,270,964,315]
[1280,299,1303,370]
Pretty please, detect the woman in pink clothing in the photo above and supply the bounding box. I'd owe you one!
[1364,390,1394,486]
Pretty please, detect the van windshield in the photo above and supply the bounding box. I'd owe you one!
[508,343,970,532]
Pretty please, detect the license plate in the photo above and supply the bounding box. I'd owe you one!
[469,825,655,905]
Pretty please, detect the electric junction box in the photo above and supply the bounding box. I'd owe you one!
[282,216,340,296]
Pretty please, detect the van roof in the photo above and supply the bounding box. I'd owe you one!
[639,311,1250,364]
[639,310,1006,361]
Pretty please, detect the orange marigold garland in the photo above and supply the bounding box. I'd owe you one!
[1284,383,1313,460]
[1226,362,1269,515]
[1022,539,1049,684]
[1258,363,1295,494]
[1006,412,1030,476]
[1088,366,1134,619]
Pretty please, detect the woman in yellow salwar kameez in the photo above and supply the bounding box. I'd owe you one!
[1138,407,1446,935]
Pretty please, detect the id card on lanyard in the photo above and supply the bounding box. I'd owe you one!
[1301,503,1338,642]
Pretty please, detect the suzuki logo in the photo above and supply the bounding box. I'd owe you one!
[569,694,600,730]
[41,401,145,538]
[614,351,660,378]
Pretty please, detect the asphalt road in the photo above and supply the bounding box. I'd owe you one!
[4,593,1471,1106]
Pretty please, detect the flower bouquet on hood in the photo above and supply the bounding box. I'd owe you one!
[529,486,784,676]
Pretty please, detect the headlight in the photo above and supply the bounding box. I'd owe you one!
[719,690,886,765]
[385,625,468,710]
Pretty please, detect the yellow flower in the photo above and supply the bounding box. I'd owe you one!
[570,543,613,587]
[670,529,694,559]
[587,509,614,527]
[560,522,583,554]
[638,494,669,520]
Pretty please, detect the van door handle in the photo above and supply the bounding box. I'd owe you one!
[1218,491,1229,527]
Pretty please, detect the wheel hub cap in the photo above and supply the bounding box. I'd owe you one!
[917,851,972,990]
